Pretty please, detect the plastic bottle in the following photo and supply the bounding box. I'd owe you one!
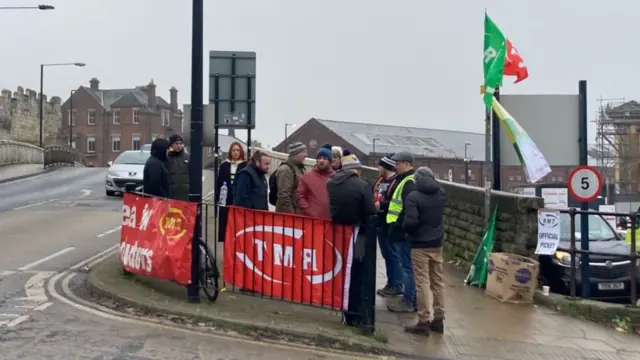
[218,181,228,206]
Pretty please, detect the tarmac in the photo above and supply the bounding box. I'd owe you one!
[0,164,51,184]
[86,247,640,360]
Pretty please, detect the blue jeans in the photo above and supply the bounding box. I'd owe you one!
[377,227,403,290]
[394,238,416,304]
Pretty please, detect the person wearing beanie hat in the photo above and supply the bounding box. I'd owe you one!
[331,146,343,171]
[296,144,335,219]
[373,153,402,297]
[275,142,307,214]
[340,148,362,172]
[167,133,190,201]
[327,147,376,327]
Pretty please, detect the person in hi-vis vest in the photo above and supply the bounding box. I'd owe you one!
[385,151,417,313]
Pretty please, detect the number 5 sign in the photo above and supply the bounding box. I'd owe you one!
[568,165,602,202]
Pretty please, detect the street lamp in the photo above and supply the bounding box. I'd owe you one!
[0,5,54,10]
[284,123,296,151]
[39,62,85,147]
[372,137,380,155]
[69,89,75,148]
[464,141,472,185]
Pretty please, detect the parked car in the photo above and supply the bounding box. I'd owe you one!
[105,149,150,196]
[539,211,640,303]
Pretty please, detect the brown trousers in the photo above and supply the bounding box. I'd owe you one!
[411,248,445,323]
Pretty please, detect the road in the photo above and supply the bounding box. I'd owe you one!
[0,167,369,360]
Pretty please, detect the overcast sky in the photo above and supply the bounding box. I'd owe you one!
[0,0,633,147]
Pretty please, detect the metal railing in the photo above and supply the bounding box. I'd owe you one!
[557,208,638,305]
[202,202,378,333]
[44,145,86,168]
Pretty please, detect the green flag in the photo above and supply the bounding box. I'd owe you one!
[483,13,507,108]
[465,207,498,287]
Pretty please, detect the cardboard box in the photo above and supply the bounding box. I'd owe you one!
[485,252,539,304]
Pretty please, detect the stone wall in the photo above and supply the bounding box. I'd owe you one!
[441,181,544,270]
[0,86,63,145]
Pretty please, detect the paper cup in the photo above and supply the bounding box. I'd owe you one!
[542,285,550,296]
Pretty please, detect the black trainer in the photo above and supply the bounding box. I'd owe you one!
[429,317,444,333]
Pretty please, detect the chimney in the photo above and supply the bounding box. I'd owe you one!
[169,86,178,113]
[147,79,156,109]
[89,77,99,91]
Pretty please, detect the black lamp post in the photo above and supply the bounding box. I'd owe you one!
[39,62,85,148]
[0,5,54,10]
[464,141,471,185]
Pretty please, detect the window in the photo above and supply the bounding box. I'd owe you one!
[68,110,76,126]
[162,110,171,126]
[87,109,96,125]
[111,135,121,152]
[112,109,120,124]
[132,135,141,150]
[87,136,96,153]
[71,136,77,149]
[133,108,140,124]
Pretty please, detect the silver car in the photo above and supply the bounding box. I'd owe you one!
[105,150,151,196]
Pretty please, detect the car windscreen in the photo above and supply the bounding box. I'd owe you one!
[114,151,150,165]
[559,212,616,241]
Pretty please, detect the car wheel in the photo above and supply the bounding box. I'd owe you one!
[106,190,116,196]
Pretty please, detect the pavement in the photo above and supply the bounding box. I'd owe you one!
[0,164,51,184]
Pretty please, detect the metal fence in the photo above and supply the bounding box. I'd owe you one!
[44,145,86,167]
[201,202,377,333]
[557,208,638,305]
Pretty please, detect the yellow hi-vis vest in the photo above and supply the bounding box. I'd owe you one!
[386,174,415,224]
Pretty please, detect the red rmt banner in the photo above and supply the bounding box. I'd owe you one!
[118,193,196,285]
[223,206,358,310]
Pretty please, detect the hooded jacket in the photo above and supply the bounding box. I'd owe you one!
[143,138,171,198]
[402,167,446,249]
[327,170,376,258]
[167,135,190,201]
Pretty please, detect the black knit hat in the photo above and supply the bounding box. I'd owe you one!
[169,134,184,145]
[378,154,396,171]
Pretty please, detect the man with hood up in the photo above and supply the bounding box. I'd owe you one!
[167,134,190,201]
[327,149,376,326]
[402,166,446,336]
[143,138,171,198]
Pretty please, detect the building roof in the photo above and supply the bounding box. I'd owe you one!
[82,86,170,111]
[314,118,485,161]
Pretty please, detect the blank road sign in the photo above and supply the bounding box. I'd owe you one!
[209,50,256,129]
[568,165,602,202]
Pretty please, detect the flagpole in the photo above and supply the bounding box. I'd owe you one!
[484,106,492,229]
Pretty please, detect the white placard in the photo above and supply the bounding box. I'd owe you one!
[522,187,536,197]
[536,210,561,255]
[541,188,568,209]
[599,205,616,229]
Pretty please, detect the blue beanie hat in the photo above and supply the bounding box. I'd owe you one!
[317,143,332,160]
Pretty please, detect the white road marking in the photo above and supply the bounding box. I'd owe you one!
[33,302,53,311]
[0,313,20,318]
[12,200,51,210]
[70,244,118,270]
[80,189,93,198]
[97,226,121,238]
[6,315,30,327]
[24,271,56,300]
[0,270,16,278]
[17,247,75,271]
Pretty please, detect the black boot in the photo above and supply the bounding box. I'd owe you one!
[429,317,444,333]
[404,321,430,336]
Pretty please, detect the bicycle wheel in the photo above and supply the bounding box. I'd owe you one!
[199,241,220,302]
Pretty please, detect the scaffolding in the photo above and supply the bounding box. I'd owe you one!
[593,96,640,195]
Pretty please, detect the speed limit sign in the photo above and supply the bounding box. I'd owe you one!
[568,165,602,202]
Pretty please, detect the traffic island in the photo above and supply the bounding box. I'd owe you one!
[534,291,640,335]
[85,255,409,357]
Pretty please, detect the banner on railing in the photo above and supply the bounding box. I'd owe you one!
[224,207,357,310]
[119,193,196,285]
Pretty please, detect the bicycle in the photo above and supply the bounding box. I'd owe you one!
[198,238,220,302]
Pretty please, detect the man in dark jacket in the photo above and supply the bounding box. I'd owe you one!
[167,134,190,201]
[373,154,403,297]
[233,150,270,210]
[402,166,446,336]
[327,151,376,327]
[143,138,171,198]
[386,150,417,313]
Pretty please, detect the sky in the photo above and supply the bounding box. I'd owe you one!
[0,0,635,148]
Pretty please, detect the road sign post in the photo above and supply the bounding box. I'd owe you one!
[568,164,602,300]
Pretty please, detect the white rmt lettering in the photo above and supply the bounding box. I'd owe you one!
[120,241,154,272]
[253,239,266,261]
[302,248,318,271]
[483,47,497,64]
[273,244,294,268]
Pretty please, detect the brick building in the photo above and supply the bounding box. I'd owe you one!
[273,118,573,190]
[61,78,182,166]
